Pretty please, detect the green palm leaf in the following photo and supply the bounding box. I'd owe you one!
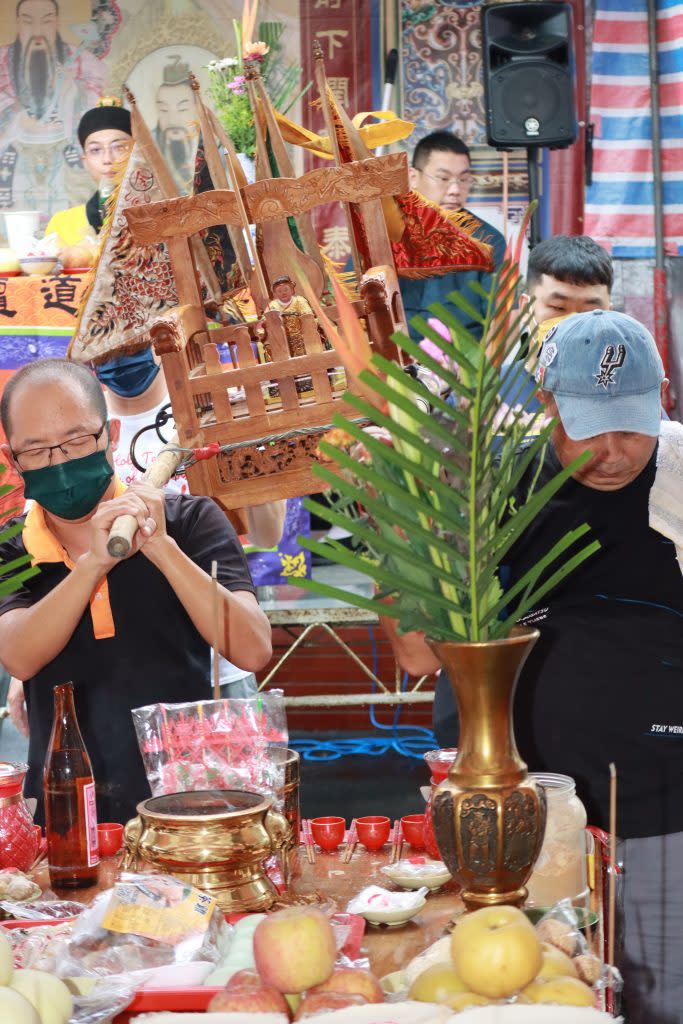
[0,465,40,598]
[291,259,600,642]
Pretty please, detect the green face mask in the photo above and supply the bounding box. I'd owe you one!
[22,448,114,521]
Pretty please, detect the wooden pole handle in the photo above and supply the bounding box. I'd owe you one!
[107,433,184,558]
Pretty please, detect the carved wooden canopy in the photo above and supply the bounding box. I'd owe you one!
[125,152,409,244]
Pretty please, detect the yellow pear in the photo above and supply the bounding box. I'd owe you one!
[536,946,579,980]
[523,975,595,1006]
[409,963,469,1004]
[10,970,73,1024]
[451,904,542,998]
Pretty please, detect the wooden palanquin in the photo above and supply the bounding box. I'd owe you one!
[124,153,410,513]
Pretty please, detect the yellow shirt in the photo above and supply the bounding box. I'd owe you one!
[45,204,91,247]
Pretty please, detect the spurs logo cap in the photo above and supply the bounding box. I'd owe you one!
[536,309,664,440]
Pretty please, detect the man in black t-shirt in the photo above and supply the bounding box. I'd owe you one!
[0,358,272,824]
[385,309,682,1022]
[512,311,682,1023]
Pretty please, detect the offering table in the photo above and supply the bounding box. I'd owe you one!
[29,840,605,981]
[29,845,462,979]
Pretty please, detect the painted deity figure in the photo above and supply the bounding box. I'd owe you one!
[0,0,104,218]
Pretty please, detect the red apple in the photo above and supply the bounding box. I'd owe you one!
[294,991,369,1019]
[308,967,384,1004]
[208,969,291,1016]
[253,907,337,993]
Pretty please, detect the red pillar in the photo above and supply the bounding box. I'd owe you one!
[549,0,587,236]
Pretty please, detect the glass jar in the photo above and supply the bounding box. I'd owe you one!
[526,773,588,908]
[423,747,459,785]
[0,761,38,872]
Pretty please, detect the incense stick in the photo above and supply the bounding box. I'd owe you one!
[343,819,357,864]
[211,561,220,700]
[303,819,316,864]
[608,762,617,976]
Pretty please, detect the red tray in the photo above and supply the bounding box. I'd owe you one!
[3,911,366,1021]
[114,987,222,1022]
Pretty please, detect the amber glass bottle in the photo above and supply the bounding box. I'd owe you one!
[43,683,99,888]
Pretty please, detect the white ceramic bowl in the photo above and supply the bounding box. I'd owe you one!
[382,860,452,891]
[360,895,426,928]
[19,256,58,275]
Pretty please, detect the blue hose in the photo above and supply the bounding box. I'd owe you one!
[290,626,437,762]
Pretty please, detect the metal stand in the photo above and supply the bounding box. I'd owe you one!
[526,145,541,248]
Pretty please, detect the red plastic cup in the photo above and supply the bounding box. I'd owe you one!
[310,816,346,853]
[401,813,426,850]
[356,815,391,852]
[423,748,458,785]
[97,822,124,858]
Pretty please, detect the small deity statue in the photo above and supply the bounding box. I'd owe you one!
[265,275,314,358]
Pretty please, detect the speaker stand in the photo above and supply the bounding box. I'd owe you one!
[526,146,541,248]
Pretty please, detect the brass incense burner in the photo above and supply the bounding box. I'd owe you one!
[122,789,290,913]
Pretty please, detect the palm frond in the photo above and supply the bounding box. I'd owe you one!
[291,256,599,642]
[0,465,40,597]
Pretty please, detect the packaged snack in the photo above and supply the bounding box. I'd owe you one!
[58,873,232,978]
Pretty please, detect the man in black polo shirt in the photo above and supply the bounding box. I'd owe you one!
[0,358,272,824]
[384,310,682,1021]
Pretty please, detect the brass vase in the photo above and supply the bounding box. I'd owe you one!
[429,627,546,910]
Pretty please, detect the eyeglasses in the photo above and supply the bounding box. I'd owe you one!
[84,141,132,160]
[13,423,108,471]
[417,169,473,189]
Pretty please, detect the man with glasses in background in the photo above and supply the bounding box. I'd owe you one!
[402,131,507,339]
[45,97,132,250]
[0,358,272,824]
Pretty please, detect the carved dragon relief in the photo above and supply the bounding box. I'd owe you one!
[125,153,410,243]
[126,191,243,243]
[245,152,409,221]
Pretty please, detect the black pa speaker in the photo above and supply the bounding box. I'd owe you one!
[481,1,578,149]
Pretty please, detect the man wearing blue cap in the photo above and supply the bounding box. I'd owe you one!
[388,309,683,1022]
[518,310,681,1023]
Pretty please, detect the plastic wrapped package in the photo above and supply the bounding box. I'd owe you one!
[55,873,232,979]
[132,693,288,801]
[534,899,622,996]
[0,899,85,921]
[70,976,136,1024]
[7,922,74,972]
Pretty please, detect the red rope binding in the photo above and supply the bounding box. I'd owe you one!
[191,442,222,461]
